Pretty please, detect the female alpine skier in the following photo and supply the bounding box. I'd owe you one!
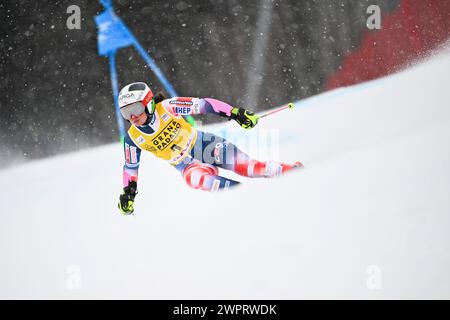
[118,82,301,215]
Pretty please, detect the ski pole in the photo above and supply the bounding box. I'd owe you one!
[259,102,295,119]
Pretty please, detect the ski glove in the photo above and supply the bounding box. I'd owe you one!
[118,181,137,215]
[230,107,259,129]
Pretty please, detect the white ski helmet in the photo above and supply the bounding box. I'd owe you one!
[118,82,155,120]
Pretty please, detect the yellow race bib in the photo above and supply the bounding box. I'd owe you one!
[128,102,197,165]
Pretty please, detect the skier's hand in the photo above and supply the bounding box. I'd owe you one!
[230,107,259,129]
[118,181,137,215]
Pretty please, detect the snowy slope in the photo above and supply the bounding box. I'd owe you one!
[1,49,450,299]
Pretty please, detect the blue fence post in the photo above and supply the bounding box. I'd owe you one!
[120,22,196,127]
[95,0,196,142]
[131,35,178,98]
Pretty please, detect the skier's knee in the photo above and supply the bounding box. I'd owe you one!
[182,162,219,191]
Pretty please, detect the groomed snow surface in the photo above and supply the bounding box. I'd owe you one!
[1,49,450,299]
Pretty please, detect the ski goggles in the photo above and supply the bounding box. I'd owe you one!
[120,101,146,120]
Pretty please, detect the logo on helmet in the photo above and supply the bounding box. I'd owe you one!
[119,93,135,102]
